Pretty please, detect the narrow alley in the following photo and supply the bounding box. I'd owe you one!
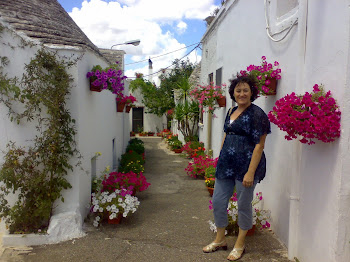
[1,137,290,262]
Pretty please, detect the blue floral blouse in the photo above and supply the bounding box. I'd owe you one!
[215,104,271,182]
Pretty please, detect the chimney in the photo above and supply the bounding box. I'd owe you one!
[148,58,153,82]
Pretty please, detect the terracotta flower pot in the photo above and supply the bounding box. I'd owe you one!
[265,77,277,95]
[216,96,226,107]
[173,148,182,153]
[206,186,214,196]
[246,225,256,236]
[107,213,122,224]
[89,79,102,92]
[117,101,126,112]
[125,105,132,113]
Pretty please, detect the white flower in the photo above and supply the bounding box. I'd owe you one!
[123,212,128,218]
[118,198,123,203]
[95,216,100,221]
[109,213,116,220]
[99,207,103,212]
[93,221,99,227]
[111,204,117,210]
[106,206,111,211]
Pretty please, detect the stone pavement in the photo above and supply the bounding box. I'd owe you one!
[0,137,292,262]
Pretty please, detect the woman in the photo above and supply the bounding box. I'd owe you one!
[203,75,271,261]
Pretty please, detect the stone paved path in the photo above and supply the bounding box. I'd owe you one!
[1,137,291,262]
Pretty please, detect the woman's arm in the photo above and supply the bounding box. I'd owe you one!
[242,134,267,187]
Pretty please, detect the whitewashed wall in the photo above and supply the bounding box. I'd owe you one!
[199,0,350,261]
[127,81,167,133]
[0,25,129,239]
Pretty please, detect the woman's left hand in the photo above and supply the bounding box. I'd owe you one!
[243,172,254,187]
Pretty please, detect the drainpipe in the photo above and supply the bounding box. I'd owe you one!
[288,0,307,259]
[207,112,212,153]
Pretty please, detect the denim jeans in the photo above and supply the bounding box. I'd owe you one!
[212,178,257,230]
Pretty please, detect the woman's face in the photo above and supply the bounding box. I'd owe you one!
[234,82,252,106]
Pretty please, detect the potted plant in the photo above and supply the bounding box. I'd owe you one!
[101,171,150,195]
[190,83,226,113]
[204,166,216,179]
[86,64,126,94]
[205,178,215,196]
[170,140,183,153]
[185,155,218,179]
[91,188,140,226]
[124,94,137,113]
[148,131,155,136]
[239,56,281,96]
[268,84,341,145]
[208,192,271,236]
[181,141,205,158]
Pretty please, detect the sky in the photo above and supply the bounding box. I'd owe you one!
[57,0,222,84]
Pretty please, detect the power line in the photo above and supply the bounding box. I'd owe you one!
[125,42,200,66]
[126,43,201,79]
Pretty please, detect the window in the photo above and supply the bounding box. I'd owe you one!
[266,0,298,36]
[208,73,213,84]
[216,67,222,86]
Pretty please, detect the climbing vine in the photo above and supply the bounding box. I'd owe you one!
[0,48,79,233]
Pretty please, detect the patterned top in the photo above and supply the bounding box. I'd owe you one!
[215,104,271,182]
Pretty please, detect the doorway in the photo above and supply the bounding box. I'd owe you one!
[132,107,144,132]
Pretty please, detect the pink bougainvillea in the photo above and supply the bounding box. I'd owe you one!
[268,84,341,145]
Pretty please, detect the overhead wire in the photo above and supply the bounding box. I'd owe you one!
[125,42,200,66]
[126,43,201,79]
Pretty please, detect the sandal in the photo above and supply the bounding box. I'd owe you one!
[227,245,245,261]
[203,240,228,253]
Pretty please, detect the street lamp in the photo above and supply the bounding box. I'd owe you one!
[111,39,141,49]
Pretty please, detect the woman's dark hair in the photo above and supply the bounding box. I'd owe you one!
[228,75,258,102]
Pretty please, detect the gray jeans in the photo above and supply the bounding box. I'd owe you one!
[212,178,257,230]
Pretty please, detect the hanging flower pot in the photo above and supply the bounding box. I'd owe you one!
[89,79,103,92]
[125,105,132,113]
[216,96,226,107]
[265,77,277,96]
[108,213,122,224]
[117,101,125,112]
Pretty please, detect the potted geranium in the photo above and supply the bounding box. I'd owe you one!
[124,94,137,113]
[208,192,271,235]
[86,64,126,94]
[185,155,218,179]
[181,141,205,159]
[101,171,150,195]
[268,84,341,145]
[170,140,183,153]
[91,188,140,226]
[190,83,226,113]
[239,56,281,96]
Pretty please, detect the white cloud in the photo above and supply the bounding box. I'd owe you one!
[176,21,187,34]
[69,0,216,81]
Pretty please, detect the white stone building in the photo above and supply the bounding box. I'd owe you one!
[198,0,350,261]
[0,0,130,244]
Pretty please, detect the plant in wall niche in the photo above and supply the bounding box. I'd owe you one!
[0,49,80,233]
[240,56,281,96]
[86,63,126,94]
[268,84,341,145]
